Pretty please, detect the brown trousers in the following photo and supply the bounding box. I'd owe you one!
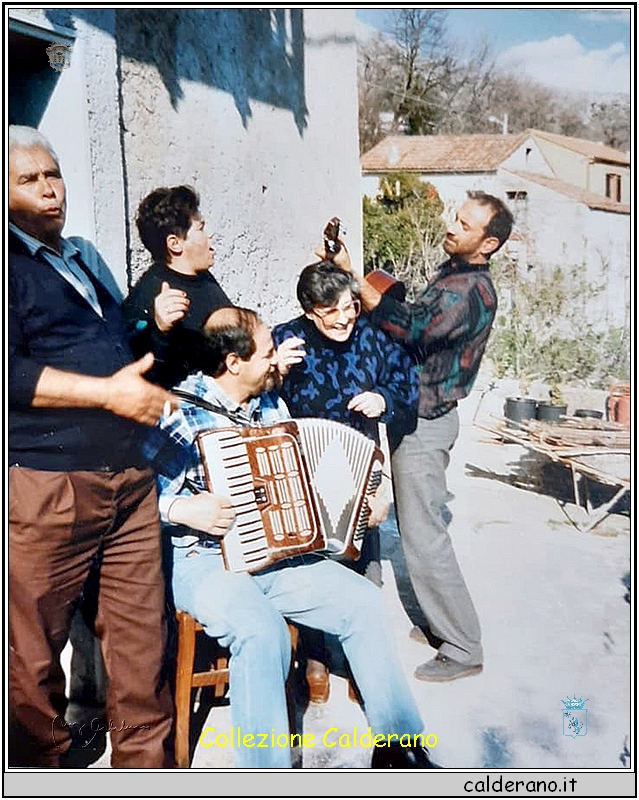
[9,466,174,768]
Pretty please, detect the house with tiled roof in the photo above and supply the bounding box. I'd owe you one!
[361,130,630,207]
[361,131,630,329]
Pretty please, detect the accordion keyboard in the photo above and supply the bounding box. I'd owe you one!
[197,425,324,573]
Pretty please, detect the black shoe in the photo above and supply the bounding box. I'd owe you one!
[58,718,107,768]
[371,742,441,769]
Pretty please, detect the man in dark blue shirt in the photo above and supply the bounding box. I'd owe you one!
[8,125,177,767]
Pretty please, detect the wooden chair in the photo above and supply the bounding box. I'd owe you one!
[174,609,300,768]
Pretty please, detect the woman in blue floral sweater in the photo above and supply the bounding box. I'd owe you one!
[272,261,419,702]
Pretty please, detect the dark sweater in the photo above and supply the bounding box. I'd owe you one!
[8,231,146,471]
[370,257,498,419]
[122,262,231,388]
[272,315,419,446]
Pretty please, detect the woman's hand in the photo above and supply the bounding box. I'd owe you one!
[347,391,386,419]
[276,337,306,378]
[154,281,189,333]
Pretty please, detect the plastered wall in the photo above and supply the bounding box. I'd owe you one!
[114,8,362,326]
[10,8,362,325]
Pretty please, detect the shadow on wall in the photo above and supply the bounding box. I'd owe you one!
[47,8,309,133]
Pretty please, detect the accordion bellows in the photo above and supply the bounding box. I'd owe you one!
[196,418,384,573]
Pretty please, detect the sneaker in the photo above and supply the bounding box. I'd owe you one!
[414,653,483,683]
[408,625,429,645]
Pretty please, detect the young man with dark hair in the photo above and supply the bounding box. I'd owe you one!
[329,191,514,683]
[144,306,439,770]
[122,185,231,388]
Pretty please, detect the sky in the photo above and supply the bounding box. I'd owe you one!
[355,6,632,96]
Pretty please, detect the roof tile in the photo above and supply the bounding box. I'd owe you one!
[529,129,629,165]
[504,169,630,214]
[361,130,629,173]
[360,134,524,173]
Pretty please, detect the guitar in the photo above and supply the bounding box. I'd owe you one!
[363,268,406,301]
[323,216,342,257]
[323,217,406,301]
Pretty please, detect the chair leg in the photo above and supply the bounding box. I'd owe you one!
[174,613,197,769]
[285,624,305,767]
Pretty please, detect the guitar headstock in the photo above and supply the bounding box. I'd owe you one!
[323,217,341,257]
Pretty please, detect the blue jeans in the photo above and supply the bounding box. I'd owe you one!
[172,546,423,768]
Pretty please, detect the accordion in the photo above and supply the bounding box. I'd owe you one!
[196,418,384,573]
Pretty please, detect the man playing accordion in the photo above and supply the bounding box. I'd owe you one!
[144,306,439,770]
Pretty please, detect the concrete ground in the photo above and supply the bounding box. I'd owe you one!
[79,381,631,770]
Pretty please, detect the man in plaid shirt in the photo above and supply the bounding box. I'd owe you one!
[329,192,514,684]
[144,306,439,770]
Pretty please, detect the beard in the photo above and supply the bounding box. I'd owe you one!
[262,369,281,393]
[247,368,280,399]
[442,235,457,255]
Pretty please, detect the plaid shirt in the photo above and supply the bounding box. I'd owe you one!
[143,371,290,546]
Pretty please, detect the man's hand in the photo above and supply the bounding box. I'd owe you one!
[167,492,235,537]
[347,391,386,419]
[314,239,353,274]
[154,281,189,333]
[276,337,306,378]
[103,353,179,425]
[366,483,390,528]
[313,240,381,311]
[31,354,178,424]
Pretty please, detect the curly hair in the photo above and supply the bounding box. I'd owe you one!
[136,185,200,264]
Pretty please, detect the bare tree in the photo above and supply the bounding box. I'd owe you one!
[388,9,451,135]
[435,37,498,134]
[357,14,628,152]
[588,98,630,150]
[358,35,399,153]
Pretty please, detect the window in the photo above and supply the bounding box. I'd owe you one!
[506,190,528,228]
[605,173,622,202]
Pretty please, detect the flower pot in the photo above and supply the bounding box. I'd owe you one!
[504,397,537,429]
[574,408,603,420]
[607,383,630,427]
[535,402,567,423]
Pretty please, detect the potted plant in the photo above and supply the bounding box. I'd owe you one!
[536,383,567,423]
